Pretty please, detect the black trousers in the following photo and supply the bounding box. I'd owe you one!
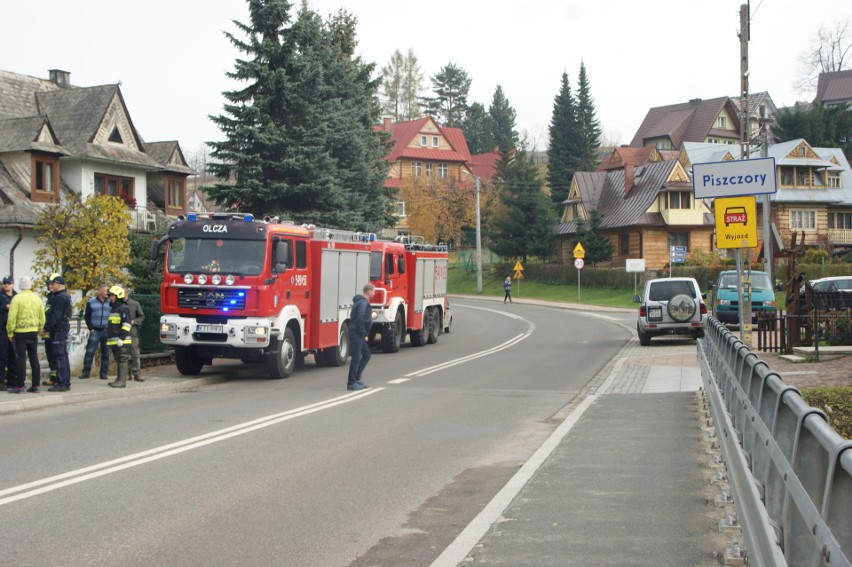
[13,331,40,389]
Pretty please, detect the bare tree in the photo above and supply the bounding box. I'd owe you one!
[380,48,423,121]
[795,19,852,94]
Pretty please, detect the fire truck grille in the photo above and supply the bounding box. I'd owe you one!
[178,288,247,310]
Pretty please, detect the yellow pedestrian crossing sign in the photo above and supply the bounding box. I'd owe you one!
[514,270,524,279]
[513,261,524,272]
[573,243,585,259]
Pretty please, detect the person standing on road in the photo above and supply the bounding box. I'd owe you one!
[106,286,132,389]
[41,276,59,386]
[6,276,44,394]
[81,284,110,380]
[503,276,513,303]
[43,275,73,392]
[0,275,17,390]
[124,288,145,382]
[346,283,375,391]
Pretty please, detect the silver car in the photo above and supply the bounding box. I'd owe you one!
[634,277,707,346]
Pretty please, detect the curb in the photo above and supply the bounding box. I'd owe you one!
[0,375,230,417]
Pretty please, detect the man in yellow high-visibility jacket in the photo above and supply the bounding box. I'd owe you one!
[6,276,45,393]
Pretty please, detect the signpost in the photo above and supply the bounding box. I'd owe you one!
[513,260,524,297]
[693,159,776,342]
[573,243,585,301]
[669,245,687,278]
[625,258,645,297]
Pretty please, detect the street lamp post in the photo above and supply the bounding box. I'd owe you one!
[462,170,483,295]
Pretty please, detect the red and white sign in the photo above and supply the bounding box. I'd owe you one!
[574,258,584,269]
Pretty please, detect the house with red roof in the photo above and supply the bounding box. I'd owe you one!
[375,116,496,233]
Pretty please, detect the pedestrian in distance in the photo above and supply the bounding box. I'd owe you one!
[41,276,59,386]
[347,283,375,391]
[0,275,18,390]
[124,288,145,382]
[80,284,111,380]
[6,276,44,394]
[106,286,132,389]
[503,276,513,303]
[43,274,73,392]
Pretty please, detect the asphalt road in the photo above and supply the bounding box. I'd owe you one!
[0,299,631,566]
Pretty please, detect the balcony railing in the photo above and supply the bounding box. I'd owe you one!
[128,206,166,234]
[827,228,852,244]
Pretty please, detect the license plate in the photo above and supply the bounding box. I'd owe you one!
[648,307,662,319]
[197,324,223,333]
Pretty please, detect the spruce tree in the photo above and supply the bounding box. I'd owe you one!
[547,71,580,209]
[207,1,391,231]
[489,85,519,183]
[488,147,556,263]
[420,62,472,127]
[574,209,613,266]
[575,62,602,172]
[462,102,494,155]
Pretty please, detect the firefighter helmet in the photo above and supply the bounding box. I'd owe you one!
[108,285,125,299]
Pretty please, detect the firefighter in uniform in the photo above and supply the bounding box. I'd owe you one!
[106,286,132,388]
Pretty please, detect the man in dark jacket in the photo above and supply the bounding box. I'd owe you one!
[106,286,132,388]
[41,276,58,386]
[43,274,73,392]
[347,283,375,391]
[0,275,17,390]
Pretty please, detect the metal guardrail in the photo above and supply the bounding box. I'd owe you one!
[698,317,851,567]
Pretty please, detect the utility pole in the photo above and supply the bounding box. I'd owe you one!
[738,3,752,344]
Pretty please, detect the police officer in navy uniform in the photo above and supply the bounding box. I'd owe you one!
[44,274,73,392]
[0,275,17,390]
[106,286,132,388]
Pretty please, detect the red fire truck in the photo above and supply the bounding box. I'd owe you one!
[368,236,449,352]
[151,213,374,379]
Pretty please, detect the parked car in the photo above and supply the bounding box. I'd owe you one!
[710,270,776,324]
[810,276,852,293]
[634,277,707,346]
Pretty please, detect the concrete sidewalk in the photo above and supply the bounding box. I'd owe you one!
[0,364,226,417]
[433,338,730,567]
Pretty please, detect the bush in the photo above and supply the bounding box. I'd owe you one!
[802,387,852,440]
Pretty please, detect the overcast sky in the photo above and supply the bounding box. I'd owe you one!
[2,0,849,160]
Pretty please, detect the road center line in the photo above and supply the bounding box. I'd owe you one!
[0,388,382,507]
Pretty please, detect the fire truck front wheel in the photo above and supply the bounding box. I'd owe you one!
[175,346,204,375]
[268,328,297,379]
[380,310,404,353]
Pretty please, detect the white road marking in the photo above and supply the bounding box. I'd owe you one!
[0,388,382,507]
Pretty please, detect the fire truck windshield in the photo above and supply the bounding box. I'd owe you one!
[167,238,266,275]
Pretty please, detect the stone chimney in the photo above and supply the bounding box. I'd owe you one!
[48,69,71,88]
[624,164,634,195]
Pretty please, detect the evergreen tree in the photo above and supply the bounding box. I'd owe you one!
[489,85,519,183]
[461,102,494,154]
[772,103,852,161]
[547,71,580,209]
[488,147,556,263]
[574,209,613,266]
[575,62,602,172]
[206,1,391,230]
[420,62,471,127]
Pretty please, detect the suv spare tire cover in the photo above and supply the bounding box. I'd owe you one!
[667,294,697,322]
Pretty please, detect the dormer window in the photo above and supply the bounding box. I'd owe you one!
[420,135,427,147]
[432,136,439,147]
[31,154,60,203]
[664,191,691,209]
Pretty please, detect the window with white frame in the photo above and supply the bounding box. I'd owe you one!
[789,210,816,230]
[717,116,727,128]
[420,135,427,146]
[438,162,448,178]
[395,200,406,217]
[411,161,422,177]
[432,136,439,147]
[828,171,841,188]
[426,162,433,176]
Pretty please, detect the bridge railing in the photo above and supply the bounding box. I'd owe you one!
[698,317,851,567]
